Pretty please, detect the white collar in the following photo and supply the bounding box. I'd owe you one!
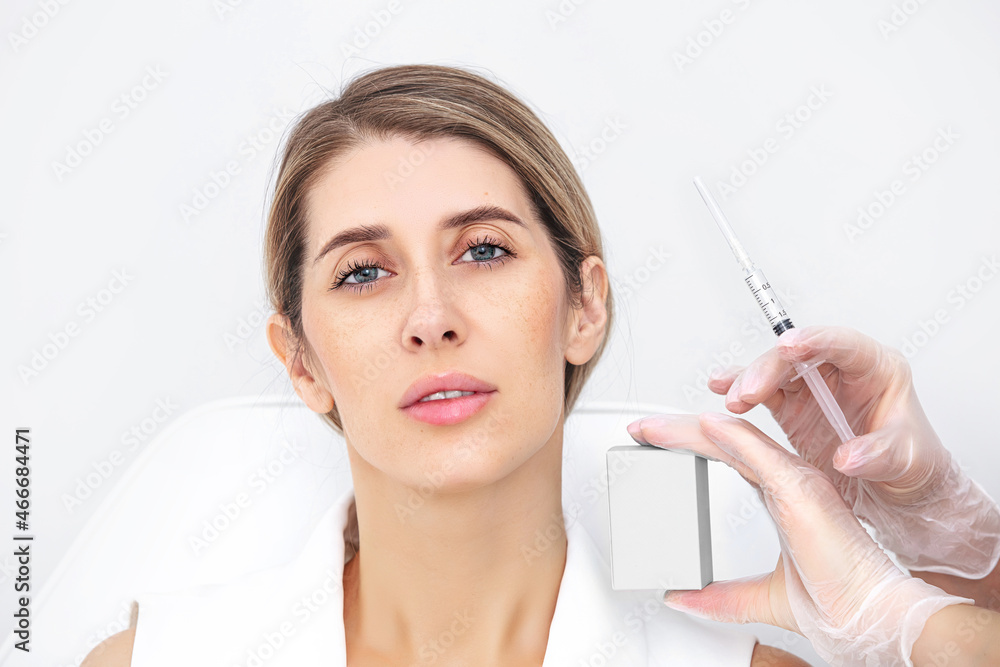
[304,487,649,665]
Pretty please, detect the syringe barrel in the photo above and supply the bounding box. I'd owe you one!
[744,268,794,336]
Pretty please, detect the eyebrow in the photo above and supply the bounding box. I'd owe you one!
[312,204,528,266]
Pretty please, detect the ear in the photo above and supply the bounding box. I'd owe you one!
[265,312,335,414]
[564,255,610,366]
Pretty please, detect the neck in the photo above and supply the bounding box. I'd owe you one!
[342,429,567,665]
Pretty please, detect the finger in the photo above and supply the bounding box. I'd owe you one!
[700,414,873,578]
[627,414,758,483]
[832,431,914,482]
[775,325,891,382]
[707,365,743,396]
[698,413,799,484]
[697,413,835,529]
[662,572,782,628]
[723,348,798,415]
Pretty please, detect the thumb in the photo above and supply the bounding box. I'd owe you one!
[832,433,913,482]
[662,572,775,625]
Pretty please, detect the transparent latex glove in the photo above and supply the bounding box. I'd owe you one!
[710,325,1000,579]
[627,412,975,667]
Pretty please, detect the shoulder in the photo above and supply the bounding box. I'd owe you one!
[81,627,135,667]
[750,642,812,666]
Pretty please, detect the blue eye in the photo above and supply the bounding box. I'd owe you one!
[329,235,516,293]
[460,238,510,263]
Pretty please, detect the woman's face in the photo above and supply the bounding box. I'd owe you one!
[269,135,607,492]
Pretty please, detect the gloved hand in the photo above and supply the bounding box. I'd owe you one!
[709,325,1000,579]
[627,412,975,667]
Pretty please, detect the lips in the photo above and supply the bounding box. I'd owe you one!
[399,371,497,409]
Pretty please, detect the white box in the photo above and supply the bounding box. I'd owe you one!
[606,445,713,590]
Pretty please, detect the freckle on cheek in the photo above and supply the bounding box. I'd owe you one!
[527,296,550,336]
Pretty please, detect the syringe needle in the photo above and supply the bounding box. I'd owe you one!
[693,176,857,444]
[693,176,754,273]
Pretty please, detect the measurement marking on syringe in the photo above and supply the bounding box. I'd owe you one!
[693,174,856,442]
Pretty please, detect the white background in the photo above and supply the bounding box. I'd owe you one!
[3,0,999,665]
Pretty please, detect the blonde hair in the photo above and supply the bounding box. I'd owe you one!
[264,64,613,435]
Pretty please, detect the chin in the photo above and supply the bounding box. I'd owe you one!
[396,440,538,497]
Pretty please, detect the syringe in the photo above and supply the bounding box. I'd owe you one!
[692,176,857,444]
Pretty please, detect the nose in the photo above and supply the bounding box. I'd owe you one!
[400,268,465,351]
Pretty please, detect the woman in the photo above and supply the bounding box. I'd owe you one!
[84,64,996,666]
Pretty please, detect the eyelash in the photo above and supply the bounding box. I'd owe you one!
[329,235,517,293]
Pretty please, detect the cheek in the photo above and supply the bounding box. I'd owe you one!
[302,298,390,400]
[495,264,568,375]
